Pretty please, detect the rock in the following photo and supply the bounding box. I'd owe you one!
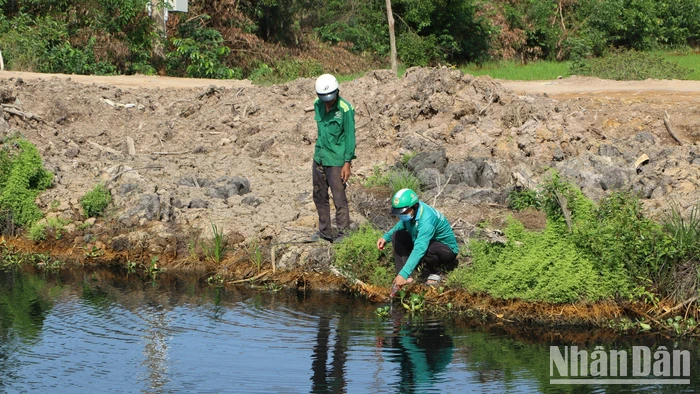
[598,144,622,158]
[407,150,447,173]
[188,199,209,209]
[119,194,161,223]
[634,132,656,144]
[64,141,80,158]
[111,235,130,252]
[207,176,251,199]
[417,168,442,190]
[241,195,262,207]
[0,116,10,138]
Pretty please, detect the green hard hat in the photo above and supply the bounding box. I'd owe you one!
[391,188,419,214]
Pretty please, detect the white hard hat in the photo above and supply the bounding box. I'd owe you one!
[315,74,339,102]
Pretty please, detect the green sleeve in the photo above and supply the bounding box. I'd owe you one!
[382,220,404,242]
[344,106,356,162]
[399,223,436,279]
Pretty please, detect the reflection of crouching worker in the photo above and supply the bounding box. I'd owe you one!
[376,188,459,289]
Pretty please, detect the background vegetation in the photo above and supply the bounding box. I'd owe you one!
[0,0,697,81]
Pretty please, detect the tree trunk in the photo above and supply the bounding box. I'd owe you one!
[385,0,397,75]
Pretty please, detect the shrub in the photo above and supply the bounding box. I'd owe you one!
[507,188,542,211]
[0,137,54,228]
[79,184,112,218]
[449,218,631,303]
[28,221,47,242]
[573,192,670,280]
[332,223,393,287]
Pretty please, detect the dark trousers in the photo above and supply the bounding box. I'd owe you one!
[392,230,457,279]
[313,161,349,237]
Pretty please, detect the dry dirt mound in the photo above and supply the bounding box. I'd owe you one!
[0,68,698,271]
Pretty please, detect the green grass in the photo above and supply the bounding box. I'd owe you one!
[453,49,700,81]
[651,49,700,80]
[460,60,571,80]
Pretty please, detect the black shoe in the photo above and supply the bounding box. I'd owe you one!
[333,231,347,243]
[310,231,333,242]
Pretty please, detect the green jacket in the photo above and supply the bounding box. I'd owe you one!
[313,96,356,166]
[382,202,459,279]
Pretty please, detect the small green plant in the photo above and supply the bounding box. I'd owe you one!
[247,239,264,273]
[363,164,390,188]
[663,202,700,263]
[507,188,543,211]
[332,223,393,287]
[630,277,660,307]
[375,305,390,318]
[145,256,160,281]
[202,222,227,264]
[665,316,697,336]
[207,274,224,287]
[265,282,283,292]
[83,245,104,258]
[387,168,422,194]
[126,260,137,274]
[399,289,425,313]
[400,152,416,167]
[77,221,93,230]
[36,254,62,270]
[79,184,112,218]
[28,221,47,242]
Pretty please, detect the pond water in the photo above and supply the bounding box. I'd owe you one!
[0,267,698,394]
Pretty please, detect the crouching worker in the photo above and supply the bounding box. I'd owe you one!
[376,188,459,291]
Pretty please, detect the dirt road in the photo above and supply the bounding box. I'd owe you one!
[3,70,700,101]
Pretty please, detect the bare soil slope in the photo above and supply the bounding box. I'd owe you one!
[1,69,698,275]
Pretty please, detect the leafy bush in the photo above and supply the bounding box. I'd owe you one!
[79,184,112,218]
[0,137,54,228]
[507,188,542,211]
[333,223,393,287]
[27,216,69,242]
[573,192,671,280]
[451,173,699,304]
[397,32,442,67]
[449,218,632,303]
[570,50,693,80]
[167,16,241,79]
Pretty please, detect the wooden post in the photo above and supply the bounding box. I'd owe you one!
[385,0,397,75]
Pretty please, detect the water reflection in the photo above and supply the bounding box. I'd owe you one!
[310,314,348,393]
[1,266,700,394]
[385,315,453,393]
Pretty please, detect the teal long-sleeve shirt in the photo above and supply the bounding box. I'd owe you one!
[382,202,459,279]
[313,96,356,166]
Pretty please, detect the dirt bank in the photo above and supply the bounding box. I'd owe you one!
[1,68,699,329]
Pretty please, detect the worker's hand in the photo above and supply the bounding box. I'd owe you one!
[377,238,386,250]
[393,274,409,288]
[341,162,351,183]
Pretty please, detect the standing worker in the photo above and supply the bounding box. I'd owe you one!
[311,74,356,242]
[377,189,459,289]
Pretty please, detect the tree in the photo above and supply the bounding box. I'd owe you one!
[386,0,397,74]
